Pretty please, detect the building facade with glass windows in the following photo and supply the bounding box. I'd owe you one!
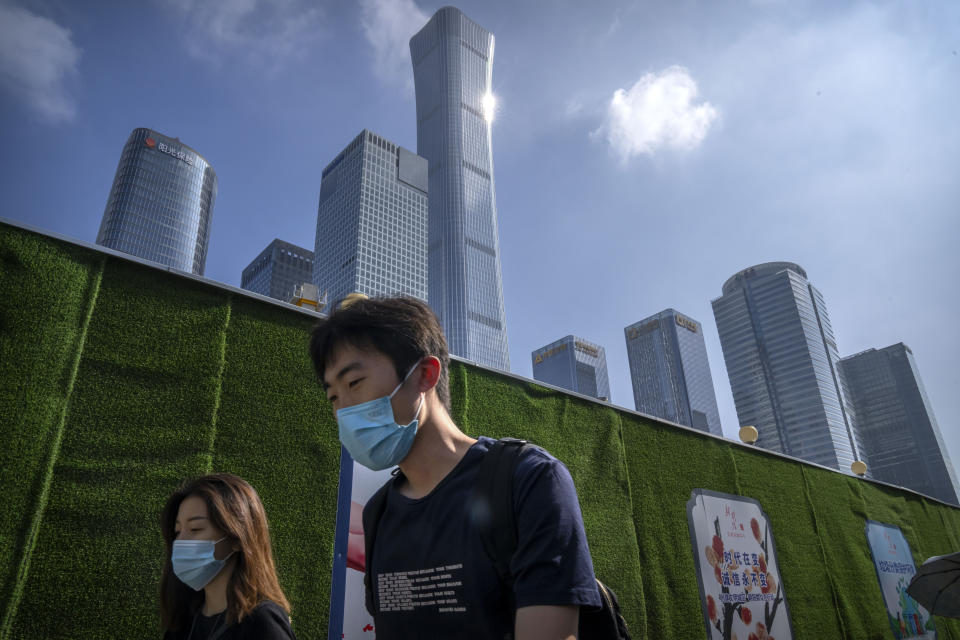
[241,239,314,303]
[712,262,863,472]
[313,130,428,307]
[624,309,723,436]
[96,128,217,275]
[840,344,959,504]
[532,335,610,401]
[410,6,510,370]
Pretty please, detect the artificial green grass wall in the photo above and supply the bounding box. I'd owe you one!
[2,220,959,640]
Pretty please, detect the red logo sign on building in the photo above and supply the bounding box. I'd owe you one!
[145,137,156,148]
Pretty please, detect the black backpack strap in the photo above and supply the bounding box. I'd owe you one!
[475,437,531,583]
[477,439,633,640]
[362,479,393,617]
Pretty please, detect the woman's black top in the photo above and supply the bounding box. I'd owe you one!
[163,601,296,640]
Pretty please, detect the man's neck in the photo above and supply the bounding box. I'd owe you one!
[397,401,476,499]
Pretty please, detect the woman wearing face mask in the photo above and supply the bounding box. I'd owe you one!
[160,473,297,639]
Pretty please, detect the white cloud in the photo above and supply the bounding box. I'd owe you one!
[0,3,80,123]
[165,0,324,66]
[358,0,429,90]
[596,66,718,161]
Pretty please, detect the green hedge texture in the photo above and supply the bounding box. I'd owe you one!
[2,220,959,640]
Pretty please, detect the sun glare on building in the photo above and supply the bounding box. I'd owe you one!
[482,92,497,123]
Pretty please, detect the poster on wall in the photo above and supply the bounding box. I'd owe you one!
[687,489,794,640]
[864,520,935,639]
[328,448,393,640]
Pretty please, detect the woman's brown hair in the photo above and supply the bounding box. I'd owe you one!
[159,473,291,630]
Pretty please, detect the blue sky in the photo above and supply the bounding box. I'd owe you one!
[2,0,958,480]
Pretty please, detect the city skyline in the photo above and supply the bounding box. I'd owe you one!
[312,129,428,305]
[1,1,957,477]
[840,343,960,505]
[96,127,216,276]
[624,309,722,436]
[532,335,611,401]
[712,262,863,472]
[412,6,511,370]
[241,238,314,303]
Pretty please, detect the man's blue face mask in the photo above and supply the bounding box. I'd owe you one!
[336,362,424,471]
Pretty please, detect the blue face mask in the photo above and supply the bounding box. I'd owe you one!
[336,363,424,471]
[171,537,235,591]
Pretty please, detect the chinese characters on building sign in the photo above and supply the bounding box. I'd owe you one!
[145,136,193,165]
[533,342,568,364]
[626,319,659,341]
[574,341,599,357]
[676,315,698,333]
[158,141,194,165]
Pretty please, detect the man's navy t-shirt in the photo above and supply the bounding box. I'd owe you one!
[366,436,601,639]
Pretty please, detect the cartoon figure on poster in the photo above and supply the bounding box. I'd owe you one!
[687,489,794,640]
[865,520,935,639]
[331,451,392,639]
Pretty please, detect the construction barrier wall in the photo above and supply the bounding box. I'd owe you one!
[2,221,958,639]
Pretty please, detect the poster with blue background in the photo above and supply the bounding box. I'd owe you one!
[865,520,935,639]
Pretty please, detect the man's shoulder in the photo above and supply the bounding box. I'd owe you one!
[475,436,569,480]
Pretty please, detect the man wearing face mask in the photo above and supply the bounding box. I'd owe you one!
[309,296,601,640]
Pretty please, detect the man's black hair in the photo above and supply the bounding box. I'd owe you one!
[309,296,451,411]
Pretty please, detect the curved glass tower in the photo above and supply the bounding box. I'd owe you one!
[712,262,863,471]
[96,128,217,275]
[410,6,510,370]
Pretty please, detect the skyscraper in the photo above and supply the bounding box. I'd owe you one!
[410,7,510,370]
[624,309,722,436]
[712,262,863,471]
[532,335,610,401]
[96,128,217,275]
[313,130,428,305]
[840,344,959,504]
[241,239,314,302]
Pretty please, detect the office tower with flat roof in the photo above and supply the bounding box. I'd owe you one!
[241,239,314,302]
[96,128,217,275]
[410,6,510,370]
[840,344,959,504]
[712,262,863,471]
[532,335,610,401]
[313,130,428,306]
[624,309,723,435]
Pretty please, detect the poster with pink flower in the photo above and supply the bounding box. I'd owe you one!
[687,489,794,640]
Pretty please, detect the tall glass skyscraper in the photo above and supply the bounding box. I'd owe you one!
[840,344,959,505]
[624,309,722,436]
[313,130,428,306]
[241,239,314,302]
[410,6,510,370]
[96,128,217,275]
[532,335,610,401]
[712,262,863,471]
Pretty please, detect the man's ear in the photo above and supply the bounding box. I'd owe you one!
[417,356,442,393]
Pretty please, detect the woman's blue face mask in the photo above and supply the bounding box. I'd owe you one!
[335,362,423,471]
[171,536,234,591]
